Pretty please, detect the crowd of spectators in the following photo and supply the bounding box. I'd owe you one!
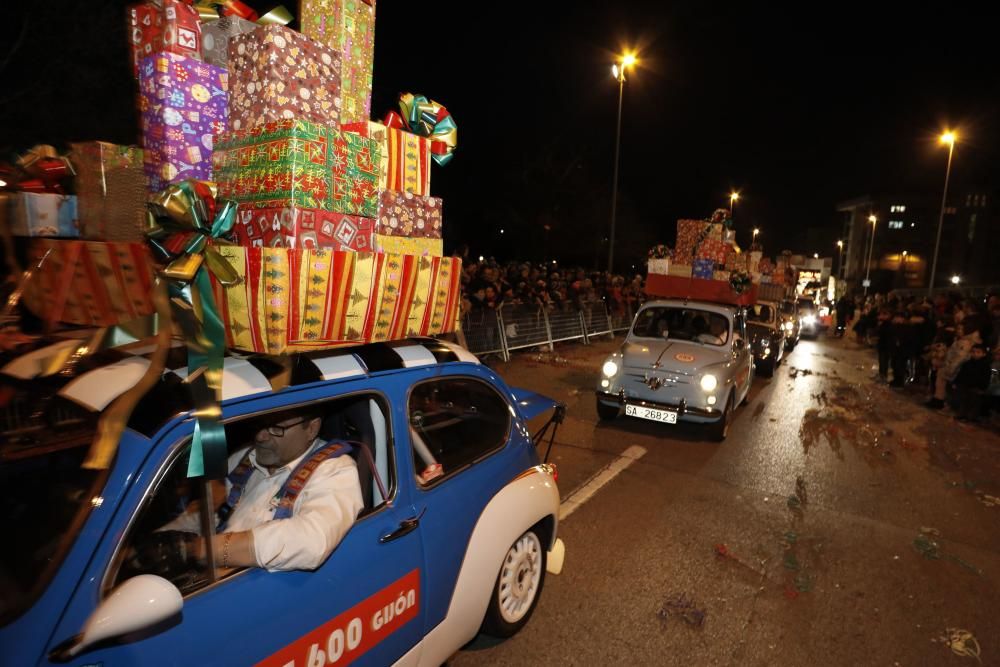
[844,291,1000,422]
[459,257,645,318]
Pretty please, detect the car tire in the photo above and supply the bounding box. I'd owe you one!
[481,528,547,638]
[596,399,620,421]
[708,393,734,442]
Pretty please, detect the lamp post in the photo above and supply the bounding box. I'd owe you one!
[752,227,759,248]
[928,131,956,296]
[607,51,636,273]
[729,192,740,221]
[864,214,877,296]
[836,240,844,278]
[899,250,908,288]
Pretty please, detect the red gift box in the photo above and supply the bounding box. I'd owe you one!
[128,0,202,76]
[232,206,376,251]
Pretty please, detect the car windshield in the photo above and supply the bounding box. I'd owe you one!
[0,381,106,625]
[780,301,797,316]
[632,306,730,346]
[747,304,776,326]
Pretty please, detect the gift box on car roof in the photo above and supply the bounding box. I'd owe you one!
[226,25,343,132]
[299,0,376,124]
[128,0,202,76]
[69,142,149,241]
[342,121,432,196]
[213,119,380,217]
[232,206,376,251]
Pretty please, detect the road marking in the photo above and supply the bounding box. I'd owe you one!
[559,445,647,520]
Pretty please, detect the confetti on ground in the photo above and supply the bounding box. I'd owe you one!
[934,628,982,664]
[657,593,707,628]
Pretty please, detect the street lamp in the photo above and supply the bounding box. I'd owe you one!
[729,192,740,221]
[864,214,877,296]
[752,227,759,247]
[900,250,908,287]
[836,240,844,277]
[928,131,956,296]
[951,275,961,285]
[607,51,636,273]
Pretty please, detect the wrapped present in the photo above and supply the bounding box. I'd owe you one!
[748,250,763,274]
[211,247,461,354]
[724,249,745,272]
[300,0,376,123]
[8,193,79,237]
[342,121,432,196]
[646,274,757,306]
[377,191,442,239]
[675,219,706,261]
[758,257,774,275]
[227,25,342,131]
[69,142,149,241]
[233,206,375,251]
[21,239,156,326]
[667,263,692,278]
[692,258,714,280]
[373,235,442,257]
[696,238,728,265]
[138,53,228,191]
[647,258,669,276]
[128,0,202,76]
[202,15,258,67]
[771,270,786,286]
[213,119,380,216]
[713,270,730,282]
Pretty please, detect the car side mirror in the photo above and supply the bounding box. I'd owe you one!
[50,575,182,661]
[733,338,746,352]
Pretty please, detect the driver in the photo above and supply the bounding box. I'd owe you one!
[159,408,363,572]
[697,317,727,345]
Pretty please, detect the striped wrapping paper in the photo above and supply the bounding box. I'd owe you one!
[342,121,431,196]
[212,247,461,354]
[22,240,156,326]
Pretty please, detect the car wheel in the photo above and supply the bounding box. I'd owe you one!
[596,399,620,421]
[708,393,734,442]
[481,529,547,638]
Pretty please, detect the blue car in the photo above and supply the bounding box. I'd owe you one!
[0,337,563,666]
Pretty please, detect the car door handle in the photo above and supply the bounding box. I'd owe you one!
[379,509,425,544]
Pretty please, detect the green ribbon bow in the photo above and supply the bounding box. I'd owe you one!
[386,93,458,167]
[146,180,239,479]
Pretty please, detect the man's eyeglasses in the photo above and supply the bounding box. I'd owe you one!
[262,418,310,438]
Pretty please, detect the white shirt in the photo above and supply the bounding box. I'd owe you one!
[166,439,363,571]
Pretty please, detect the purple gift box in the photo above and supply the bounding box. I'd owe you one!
[138,52,228,191]
[692,258,715,279]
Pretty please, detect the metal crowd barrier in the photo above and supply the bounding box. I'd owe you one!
[461,300,635,360]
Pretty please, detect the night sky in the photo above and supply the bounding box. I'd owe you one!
[2,1,997,269]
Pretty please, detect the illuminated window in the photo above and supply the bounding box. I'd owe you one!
[890,205,906,213]
[888,220,904,229]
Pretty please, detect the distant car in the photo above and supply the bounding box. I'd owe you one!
[779,299,800,349]
[0,337,563,667]
[797,298,819,339]
[595,299,754,441]
[746,300,785,377]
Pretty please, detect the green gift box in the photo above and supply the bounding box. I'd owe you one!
[213,118,380,217]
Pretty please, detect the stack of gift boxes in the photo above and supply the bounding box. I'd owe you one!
[15,0,462,353]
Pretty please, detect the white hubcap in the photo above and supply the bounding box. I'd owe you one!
[498,532,542,624]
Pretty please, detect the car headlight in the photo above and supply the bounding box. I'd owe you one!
[803,314,817,325]
[762,346,771,357]
[784,321,793,331]
[700,374,718,392]
[602,360,619,377]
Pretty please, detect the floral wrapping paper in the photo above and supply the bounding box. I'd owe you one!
[674,219,718,261]
[299,0,376,123]
[692,258,715,280]
[695,238,728,265]
[342,121,431,196]
[211,246,461,354]
[377,191,442,239]
[8,193,79,237]
[372,234,442,257]
[128,0,202,76]
[232,206,376,251]
[201,15,258,68]
[138,53,228,191]
[22,240,155,326]
[213,119,380,216]
[227,25,342,132]
[69,142,149,241]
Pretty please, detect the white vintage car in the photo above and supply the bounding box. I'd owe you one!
[596,299,754,440]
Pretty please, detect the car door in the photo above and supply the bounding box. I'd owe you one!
[733,311,753,398]
[400,369,531,633]
[45,381,426,667]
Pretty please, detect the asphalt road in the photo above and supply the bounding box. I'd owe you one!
[451,332,1000,666]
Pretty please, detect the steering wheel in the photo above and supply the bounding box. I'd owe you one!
[127,530,201,584]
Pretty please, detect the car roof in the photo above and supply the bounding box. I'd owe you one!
[638,299,738,317]
[1,337,479,438]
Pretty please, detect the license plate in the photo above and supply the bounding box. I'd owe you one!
[625,404,677,424]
